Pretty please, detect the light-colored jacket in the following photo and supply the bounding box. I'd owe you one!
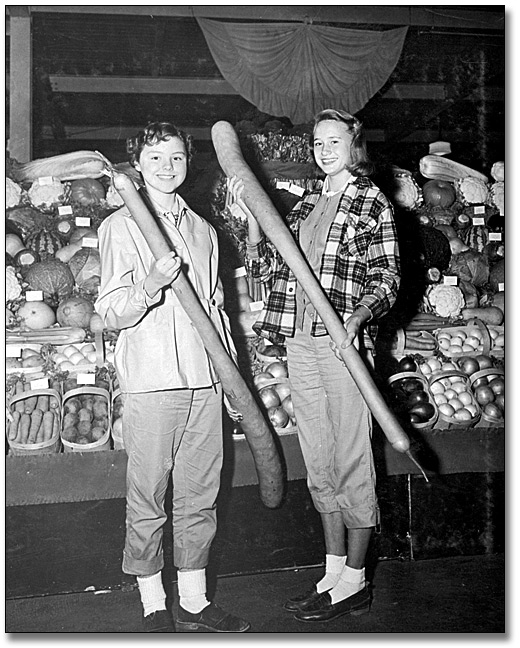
[95,195,236,393]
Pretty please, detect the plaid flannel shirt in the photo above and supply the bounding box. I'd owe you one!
[246,175,400,345]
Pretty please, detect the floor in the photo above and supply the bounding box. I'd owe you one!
[6,553,505,635]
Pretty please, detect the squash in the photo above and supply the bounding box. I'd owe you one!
[461,307,504,326]
[25,230,63,260]
[419,155,488,183]
[55,243,83,264]
[70,178,106,205]
[69,227,98,246]
[10,150,107,183]
[56,296,95,328]
[6,233,26,257]
[17,300,57,330]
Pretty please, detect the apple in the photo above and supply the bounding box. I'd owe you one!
[458,356,481,376]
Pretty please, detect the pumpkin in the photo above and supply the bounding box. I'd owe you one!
[56,295,95,328]
[24,259,75,307]
[17,300,57,330]
[25,230,63,260]
[70,178,106,206]
[422,180,457,208]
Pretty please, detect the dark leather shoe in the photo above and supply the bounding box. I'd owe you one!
[143,609,176,632]
[175,602,251,633]
[294,586,371,623]
[284,584,327,611]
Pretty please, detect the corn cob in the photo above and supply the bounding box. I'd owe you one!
[419,155,488,183]
[11,151,109,183]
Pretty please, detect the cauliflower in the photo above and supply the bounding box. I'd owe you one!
[489,181,504,216]
[491,161,504,182]
[6,177,23,208]
[6,266,23,302]
[425,284,465,319]
[456,177,489,205]
[28,177,66,210]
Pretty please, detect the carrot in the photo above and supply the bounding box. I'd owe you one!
[19,413,31,444]
[49,395,60,410]
[27,409,44,444]
[8,411,21,442]
[14,381,25,414]
[41,411,55,442]
[52,410,60,439]
[23,383,38,415]
[36,394,50,412]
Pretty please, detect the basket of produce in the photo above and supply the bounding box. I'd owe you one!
[6,343,47,378]
[6,384,62,455]
[390,328,437,359]
[428,370,481,429]
[486,325,504,358]
[469,368,505,426]
[434,320,491,358]
[51,341,102,374]
[387,371,438,430]
[415,355,459,380]
[254,341,287,365]
[60,375,111,452]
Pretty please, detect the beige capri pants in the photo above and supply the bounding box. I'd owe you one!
[286,324,379,529]
[120,384,223,577]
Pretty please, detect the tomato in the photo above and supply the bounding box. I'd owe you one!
[398,356,417,373]
[483,403,503,420]
[70,178,106,206]
[488,378,505,396]
[458,356,481,376]
[475,355,494,370]
[401,378,424,394]
[494,394,505,411]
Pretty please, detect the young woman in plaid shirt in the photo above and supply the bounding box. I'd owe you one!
[229,108,400,623]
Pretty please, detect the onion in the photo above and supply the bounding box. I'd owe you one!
[274,382,292,402]
[253,371,275,389]
[281,395,295,418]
[265,361,289,379]
[258,386,281,409]
[267,405,290,428]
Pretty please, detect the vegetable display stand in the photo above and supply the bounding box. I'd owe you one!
[7,388,62,455]
[61,386,111,452]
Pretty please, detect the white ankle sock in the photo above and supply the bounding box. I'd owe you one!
[329,565,365,605]
[137,572,167,616]
[177,569,209,614]
[316,554,346,593]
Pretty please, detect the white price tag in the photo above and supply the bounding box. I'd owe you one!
[58,205,73,216]
[82,237,98,248]
[498,283,504,292]
[472,217,485,226]
[76,216,91,226]
[249,300,264,312]
[489,233,502,241]
[263,339,273,346]
[473,205,486,214]
[233,266,247,278]
[31,377,49,390]
[77,373,96,385]
[443,275,458,286]
[26,291,44,302]
[276,180,291,191]
[6,346,22,358]
[289,184,305,197]
[37,176,55,186]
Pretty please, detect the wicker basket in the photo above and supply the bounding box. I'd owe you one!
[387,371,438,430]
[6,388,62,455]
[61,386,111,452]
[429,370,481,429]
[469,368,505,427]
[434,319,491,358]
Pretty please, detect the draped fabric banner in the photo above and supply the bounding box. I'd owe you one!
[197,19,408,124]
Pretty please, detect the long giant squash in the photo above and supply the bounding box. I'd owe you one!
[111,172,284,508]
[211,121,428,478]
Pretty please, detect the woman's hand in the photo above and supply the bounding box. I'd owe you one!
[144,251,182,298]
[330,306,371,362]
[223,394,244,423]
[227,175,262,244]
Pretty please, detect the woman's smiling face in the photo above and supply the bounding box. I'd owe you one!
[313,119,354,182]
[135,136,188,196]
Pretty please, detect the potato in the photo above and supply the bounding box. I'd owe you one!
[91,427,106,441]
[62,426,78,442]
[92,399,108,419]
[77,420,92,437]
[64,398,82,414]
[93,415,108,430]
[80,395,94,411]
[63,412,79,429]
[78,408,93,422]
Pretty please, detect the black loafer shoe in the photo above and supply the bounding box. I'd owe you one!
[143,609,176,632]
[176,602,251,633]
[284,584,327,611]
[294,586,371,623]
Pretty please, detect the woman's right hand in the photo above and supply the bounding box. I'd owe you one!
[144,251,182,298]
[227,175,262,244]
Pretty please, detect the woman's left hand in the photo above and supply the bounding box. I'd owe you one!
[223,394,243,422]
[330,307,371,362]
[226,175,255,221]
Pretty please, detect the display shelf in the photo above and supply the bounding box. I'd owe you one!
[5,426,504,507]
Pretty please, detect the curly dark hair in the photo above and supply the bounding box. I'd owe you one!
[126,122,195,168]
[313,109,374,177]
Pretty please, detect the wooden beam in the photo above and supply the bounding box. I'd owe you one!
[23,5,504,31]
[8,7,32,162]
[49,76,236,95]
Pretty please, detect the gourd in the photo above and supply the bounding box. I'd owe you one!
[419,155,488,183]
[70,178,106,205]
[25,230,63,260]
[55,243,83,264]
[10,150,107,183]
[461,307,504,326]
